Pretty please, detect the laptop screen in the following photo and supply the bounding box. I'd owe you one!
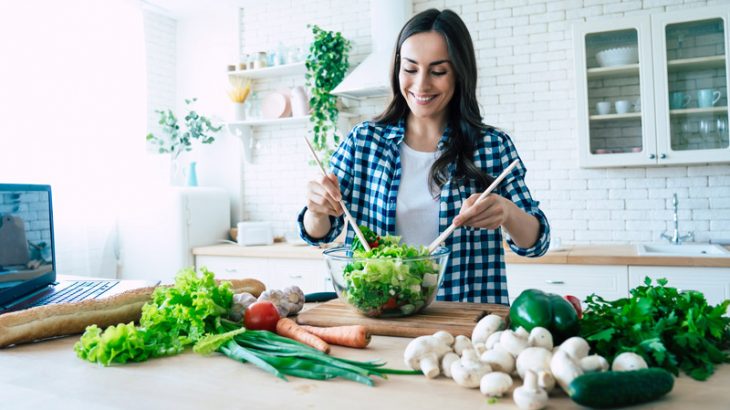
[0,184,56,306]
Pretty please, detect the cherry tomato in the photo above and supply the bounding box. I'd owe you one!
[564,295,583,319]
[244,301,280,331]
[382,297,398,310]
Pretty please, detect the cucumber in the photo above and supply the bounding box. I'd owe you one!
[567,368,674,409]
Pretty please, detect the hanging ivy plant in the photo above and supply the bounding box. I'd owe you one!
[305,25,351,161]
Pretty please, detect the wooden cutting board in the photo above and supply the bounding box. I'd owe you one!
[296,299,509,338]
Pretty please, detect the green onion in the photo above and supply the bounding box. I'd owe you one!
[214,321,420,385]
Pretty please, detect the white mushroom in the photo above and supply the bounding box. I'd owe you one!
[485,330,503,350]
[480,372,514,397]
[433,330,455,347]
[403,333,454,378]
[500,329,529,357]
[515,326,530,339]
[441,352,460,379]
[472,314,505,344]
[527,327,553,350]
[481,345,516,374]
[453,335,474,356]
[451,349,492,388]
[536,370,555,393]
[550,349,584,391]
[558,336,590,360]
[580,354,609,373]
[473,342,487,356]
[515,347,552,380]
[611,352,648,371]
[513,370,549,410]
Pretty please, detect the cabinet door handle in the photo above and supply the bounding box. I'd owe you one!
[648,153,656,159]
[545,280,565,285]
[289,274,303,279]
[660,153,667,159]
[225,268,237,273]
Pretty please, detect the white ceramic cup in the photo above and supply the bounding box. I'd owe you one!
[615,100,631,114]
[596,101,611,115]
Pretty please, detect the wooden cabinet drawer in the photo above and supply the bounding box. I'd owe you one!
[506,264,629,305]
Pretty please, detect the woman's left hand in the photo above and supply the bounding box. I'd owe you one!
[452,193,512,230]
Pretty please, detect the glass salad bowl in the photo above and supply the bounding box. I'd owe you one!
[322,245,450,318]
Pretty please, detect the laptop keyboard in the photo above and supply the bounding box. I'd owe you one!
[27,280,120,307]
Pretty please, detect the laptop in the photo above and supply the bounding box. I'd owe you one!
[0,183,154,314]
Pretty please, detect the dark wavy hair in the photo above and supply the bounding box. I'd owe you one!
[374,9,493,195]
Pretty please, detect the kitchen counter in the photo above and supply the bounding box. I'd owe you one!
[193,243,730,267]
[1,332,729,410]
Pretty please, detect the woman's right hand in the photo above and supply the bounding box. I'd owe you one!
[306,174,344,218]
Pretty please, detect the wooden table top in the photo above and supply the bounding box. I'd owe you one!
[2,333,729,410]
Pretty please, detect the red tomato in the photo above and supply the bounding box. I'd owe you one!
[382,297,398,310]
[564,295,583,319]
[244,301,280,331]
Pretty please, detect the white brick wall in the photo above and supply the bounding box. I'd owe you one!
[143,9,177,146]
[233,0,729,244]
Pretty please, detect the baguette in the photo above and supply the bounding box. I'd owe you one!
[0,278,265,348]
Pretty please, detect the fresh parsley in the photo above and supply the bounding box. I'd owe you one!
[580,277,730,381]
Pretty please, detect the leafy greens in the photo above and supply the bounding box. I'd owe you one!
[74,267,233,365]
[579,277,730,381]
[343,226,441,316]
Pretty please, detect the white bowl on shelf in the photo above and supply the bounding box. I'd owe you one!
[595,46,638,67]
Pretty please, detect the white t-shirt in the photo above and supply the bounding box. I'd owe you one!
[395,142,440,247]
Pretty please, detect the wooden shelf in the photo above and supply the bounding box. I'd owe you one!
[587,63,639,79]
[667,55,725,72]
[589,112,642,121]
[670,106,727,116]
[227,62,306,79]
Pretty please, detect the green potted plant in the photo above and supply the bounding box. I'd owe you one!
[146,98,222,185]
[305,25,351,162]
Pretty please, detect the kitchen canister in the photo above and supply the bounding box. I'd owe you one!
[236,221,274,246]
[233,102,246,121]
[290,86,309,117]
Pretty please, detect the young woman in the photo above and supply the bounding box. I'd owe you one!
[297,9,550,304]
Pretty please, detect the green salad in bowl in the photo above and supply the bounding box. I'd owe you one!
[323,227,450,317]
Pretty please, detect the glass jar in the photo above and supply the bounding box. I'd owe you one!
[253,51,267,69]
[238,53,248,71]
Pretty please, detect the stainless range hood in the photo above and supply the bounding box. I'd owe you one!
[331,0,412,99]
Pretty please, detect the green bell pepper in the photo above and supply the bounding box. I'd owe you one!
[509,289,580,344]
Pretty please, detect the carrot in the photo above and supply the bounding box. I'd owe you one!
[275,318,330,354]
[299,325,371,349]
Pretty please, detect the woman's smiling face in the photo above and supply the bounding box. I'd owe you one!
[398,31,456,120]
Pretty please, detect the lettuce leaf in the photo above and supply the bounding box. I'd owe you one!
[74,267,234,365]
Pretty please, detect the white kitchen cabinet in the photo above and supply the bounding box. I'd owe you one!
[506,264,629,305]
[196,255,333,294]
[574,6,730,168]
[628,265,730,308]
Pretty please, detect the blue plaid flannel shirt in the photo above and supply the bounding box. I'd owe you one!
[297,120,550,305]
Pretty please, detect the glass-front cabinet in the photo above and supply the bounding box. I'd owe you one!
[574,7,730,167]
